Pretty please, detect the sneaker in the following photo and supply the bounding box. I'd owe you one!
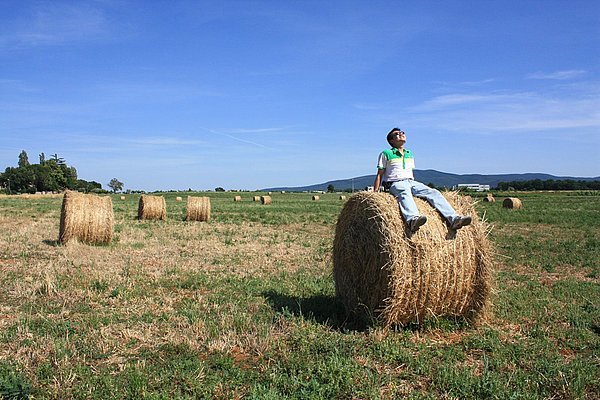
[408,215,427,232]
[449,215,472,230]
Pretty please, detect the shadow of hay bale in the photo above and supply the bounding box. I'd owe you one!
[262,290,363,331]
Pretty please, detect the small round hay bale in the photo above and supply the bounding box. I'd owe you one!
[233,196,242,202]
[59,190,113,245]
[268,192,272,195]
[186,196,211,222]
[312,195,320,201]
[502,197,522,209]
[253,196,261,202]
[281,191,286,194]
[261,195,271,205]
[333,192,492,327]
[483,194,495,203]
[176,196,183,202]
[138,195,167,220]
[339,195,347,201]
[120,195,126,200]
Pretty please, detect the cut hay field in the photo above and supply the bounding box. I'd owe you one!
[0,191,598,399]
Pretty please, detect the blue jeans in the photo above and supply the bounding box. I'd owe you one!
[389,179,458,222]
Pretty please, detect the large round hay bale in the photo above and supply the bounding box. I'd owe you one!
[138,195,167,220]
[312,195,320,201]
[261,195,271,205]
[59,191,113,245]
[253,196,261,202]
[339,195,347,201]
[186,196,211,222]
[176,196,183,202]
[483,194,495,203]
[502,197,522,209]
[233,196,242,202]
[333,192,492,327]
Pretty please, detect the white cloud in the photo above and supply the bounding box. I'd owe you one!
[404,86,600,133]
[527,70,586,80]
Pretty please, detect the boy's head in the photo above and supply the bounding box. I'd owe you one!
[387,127,406,146]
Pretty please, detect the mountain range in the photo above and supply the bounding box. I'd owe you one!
[263,170,600,192]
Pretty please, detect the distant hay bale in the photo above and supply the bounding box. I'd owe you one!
[268,192,272,195]
[261,195,271,205]
[281,191,286,194]
[138,195,167,220]
[502,197,522,209]
[339,195,347,200]
[59,190,113,245]
[176,196,183,202]
[483,194,495,203]
[333,192,492,327]
[253,196,261,202]
[312,195,320,201]
[233,196,242,202]
[186,196,211,222]
[120,195,126,200]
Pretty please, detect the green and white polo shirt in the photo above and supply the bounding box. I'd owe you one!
[377,148,415,182]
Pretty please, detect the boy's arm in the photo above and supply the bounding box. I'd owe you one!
[373,169,385,192]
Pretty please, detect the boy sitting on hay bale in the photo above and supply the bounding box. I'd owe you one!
[374,127,472,234]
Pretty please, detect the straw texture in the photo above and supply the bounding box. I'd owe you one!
[333,192,492,326]
[502,197,522,209]
[186,196,211,221]
[59,190,114,245]
[138,195,167,220]
[261,196,272,205]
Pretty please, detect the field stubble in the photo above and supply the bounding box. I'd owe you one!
[0,191,598,399]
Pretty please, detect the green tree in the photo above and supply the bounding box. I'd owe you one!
[18,150,30,168]
[215,187,225,192]
[327,184,335,193]
[108,178,124,193]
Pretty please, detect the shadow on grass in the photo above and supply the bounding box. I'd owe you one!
[262,290,371,332]
[262,290,476,334]
[43,239,60,246]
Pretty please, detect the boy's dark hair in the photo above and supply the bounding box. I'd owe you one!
[386,127,404,144]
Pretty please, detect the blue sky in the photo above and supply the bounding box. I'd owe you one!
[1,1,599,191]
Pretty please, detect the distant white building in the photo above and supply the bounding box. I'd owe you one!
[453,183,490,192]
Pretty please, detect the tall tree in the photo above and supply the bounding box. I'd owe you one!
[18,150,29,167]
[108,178,124,193]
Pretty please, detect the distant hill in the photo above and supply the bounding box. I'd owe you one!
[262,170,600,192]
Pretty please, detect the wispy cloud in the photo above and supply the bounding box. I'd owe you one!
[200,127,278,150]
[0,2,112,49]
[403,85,600,133]
[527,70,586,80]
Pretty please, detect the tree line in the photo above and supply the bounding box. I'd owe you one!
[496,179,600,191]
[0,150,103,194]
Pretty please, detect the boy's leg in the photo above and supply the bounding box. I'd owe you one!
[389,180,420,221]
[411,181,458,221]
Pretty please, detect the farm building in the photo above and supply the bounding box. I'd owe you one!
[453,183,491,192]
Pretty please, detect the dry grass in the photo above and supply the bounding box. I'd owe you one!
[58,190,114,245]
[138,195,167,220]
[186,196,211,222]
[0,207,331,388]
[261,196,272,205]
[333,192,493,326]
[502,197,522,209]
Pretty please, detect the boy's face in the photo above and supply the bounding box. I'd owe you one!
[388,130,406,147]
